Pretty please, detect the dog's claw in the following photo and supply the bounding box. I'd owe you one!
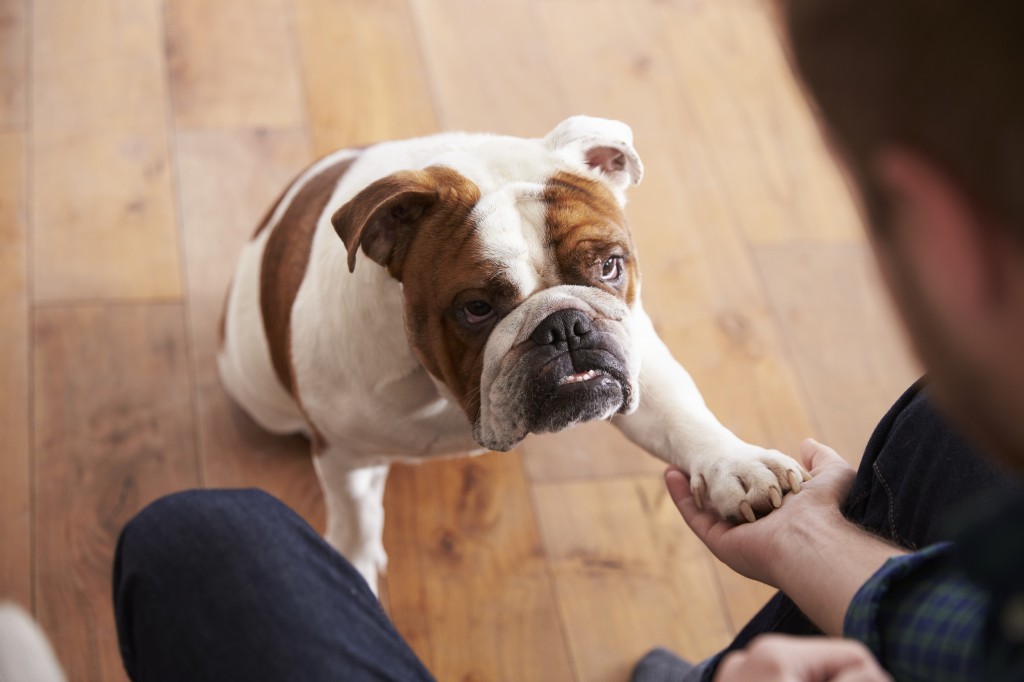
[768,487,782,509]
[787,471,803,494]
[739,500,756,524]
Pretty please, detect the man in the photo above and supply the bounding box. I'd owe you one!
[112,1,1024,680]
[633,0,1024,679]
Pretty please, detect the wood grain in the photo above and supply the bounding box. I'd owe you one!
[382,453,575,682]
[521,421,664,482]
[293,0,440,155]
[167,0,306,130]
[411,0,569,135]
[174,128,325,527]
[754,243,920,463]
[0,133,30,609]
[31,0,182,301]
[656,0,862,245]
[0,0,27,128]
[534,476,734,682]
[33,304,201,681]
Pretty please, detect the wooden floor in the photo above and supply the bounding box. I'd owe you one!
[0,0,921,680]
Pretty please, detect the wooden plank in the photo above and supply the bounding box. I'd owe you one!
[380,465,434,672]
[31,0,182,301]
[167,0,306,130]
[33,303,202,681]
[534,476,734,682]
[384,453,575,681]
[0,0,27,128]
[410,0,569,135]
[0,133,30,609]
[293,0,440,155]
[754,243,920,464]
[31,0,166,135]
[174,128,325,526]
[522,422,664,482]
[656,0,861,245]
[31,131,183,302]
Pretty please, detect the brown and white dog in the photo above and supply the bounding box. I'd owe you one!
[219,116,809,593]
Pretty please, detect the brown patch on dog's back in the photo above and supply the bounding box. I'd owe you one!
[543,171,639,305]
[260,155,359,395]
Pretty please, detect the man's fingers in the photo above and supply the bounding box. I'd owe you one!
[713,636,892,682]
[665,467,689,505]
[799,438,845,472]
[665,468,722,541]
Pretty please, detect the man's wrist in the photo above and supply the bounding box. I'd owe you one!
[766,503,905,635]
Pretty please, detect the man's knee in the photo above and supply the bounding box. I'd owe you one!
[116,488,286,576]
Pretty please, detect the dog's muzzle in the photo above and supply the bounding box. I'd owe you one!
[524,308,632,433]
[473,285,638,452]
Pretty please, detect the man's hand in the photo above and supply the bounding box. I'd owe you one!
[667,439,856,586]
[715,635,892,682]
[667,438,906,635]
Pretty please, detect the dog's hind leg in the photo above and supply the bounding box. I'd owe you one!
[313,455,391,596]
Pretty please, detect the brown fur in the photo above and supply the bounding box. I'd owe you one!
[328,166,638,428]
[543,171,640,306]
[334,167,490,419]
[260,155,359,396]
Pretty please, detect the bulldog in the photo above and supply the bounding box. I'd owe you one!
[219,116,810,593]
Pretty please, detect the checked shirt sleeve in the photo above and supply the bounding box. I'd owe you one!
[844,543,988,682]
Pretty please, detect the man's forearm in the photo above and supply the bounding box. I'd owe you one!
[770,507,905,636]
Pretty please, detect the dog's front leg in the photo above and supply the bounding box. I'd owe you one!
[313,455,390,595]
[614,307,810,522]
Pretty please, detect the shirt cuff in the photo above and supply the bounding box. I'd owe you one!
[843,542,954,655]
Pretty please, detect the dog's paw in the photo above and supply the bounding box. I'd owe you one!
[690,448,811,523]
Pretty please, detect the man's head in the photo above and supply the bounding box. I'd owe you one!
[332,117,645,451]
[781,0,1024,467]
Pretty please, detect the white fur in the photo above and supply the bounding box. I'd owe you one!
[0,603,66,682]
[219,116,806,594]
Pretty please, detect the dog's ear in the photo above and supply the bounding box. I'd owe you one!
[545,116,644,196]
[331,169,444,279]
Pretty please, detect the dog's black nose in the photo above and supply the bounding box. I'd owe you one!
[530,309,592,350]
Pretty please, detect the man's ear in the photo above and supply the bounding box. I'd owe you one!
[875,147,1003,314]
[545,116,644,198]
[331,170,442,279]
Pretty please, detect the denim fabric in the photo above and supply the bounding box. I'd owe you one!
[698,379,1020,681]
[113,489,436,682]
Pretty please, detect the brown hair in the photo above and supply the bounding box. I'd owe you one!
[783,1,1024,236]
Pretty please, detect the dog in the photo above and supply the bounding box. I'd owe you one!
[218,116,810,593]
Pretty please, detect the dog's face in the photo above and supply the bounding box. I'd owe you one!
[332,117,645,451]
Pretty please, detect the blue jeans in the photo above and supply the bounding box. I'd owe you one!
[113,489,435,682]
[113,381,1013,681]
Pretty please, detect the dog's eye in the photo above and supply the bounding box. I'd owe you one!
[601,256,624,281]
[463,300,495,324]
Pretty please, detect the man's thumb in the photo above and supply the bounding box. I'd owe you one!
[799,438,843,471]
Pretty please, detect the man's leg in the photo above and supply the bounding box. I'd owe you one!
[113,489,435,682]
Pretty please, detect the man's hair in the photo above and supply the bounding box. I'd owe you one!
[784,1,1024,237]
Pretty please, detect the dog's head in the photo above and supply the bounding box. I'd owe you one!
[332,116,645,451]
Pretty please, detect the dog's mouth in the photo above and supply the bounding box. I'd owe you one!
[527,350,631,434]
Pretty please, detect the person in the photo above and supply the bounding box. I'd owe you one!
[112,1,1024,680]
[632,0,1024,679]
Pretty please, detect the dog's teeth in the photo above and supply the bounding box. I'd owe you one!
[557,369,605,385]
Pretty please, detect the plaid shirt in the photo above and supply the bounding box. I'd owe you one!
[844,491,1024,681]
